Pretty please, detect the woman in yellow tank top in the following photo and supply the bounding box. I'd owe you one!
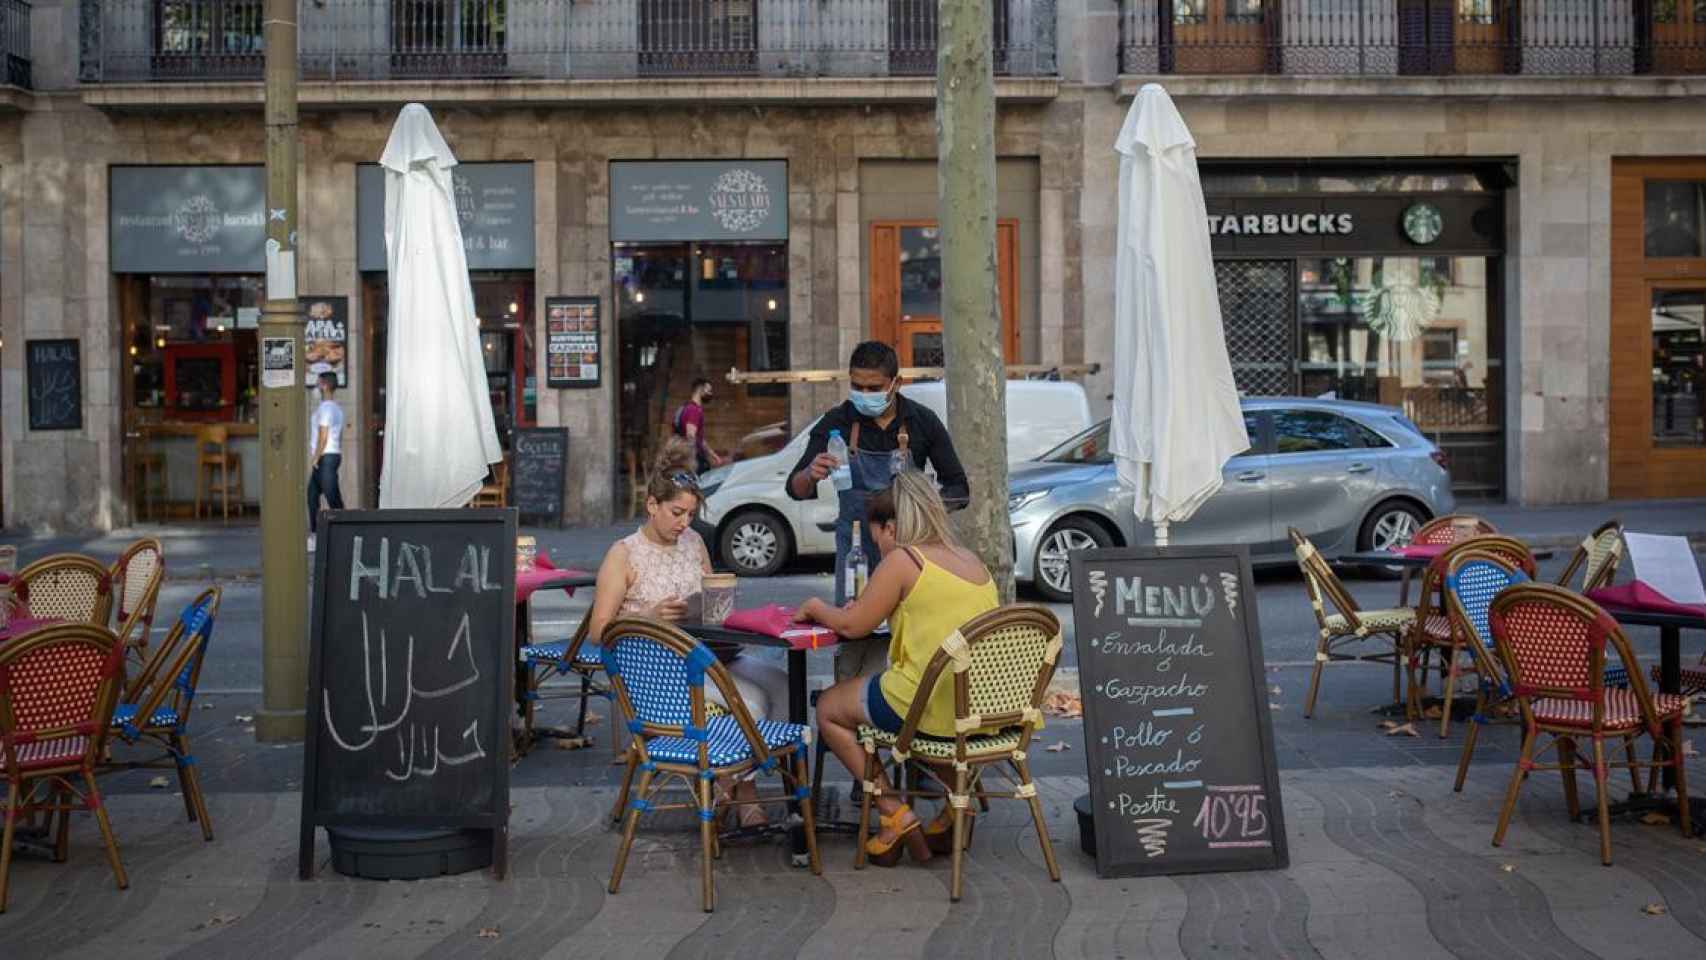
[797,470,998,866]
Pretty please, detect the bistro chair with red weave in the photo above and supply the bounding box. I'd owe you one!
[110,538,164,679]
[1407,535,1536,736]
[600,617,820,912]
[102,588,221,841]
[853,604,1063,902]
[1411,514,1499,547]
[1292,528,1413,717]
[1488,583,1691,865]
[11,553,114,629]
[0,623,129,912]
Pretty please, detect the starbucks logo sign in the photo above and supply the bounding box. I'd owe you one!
[708,168,772,234]
[174,195,221,244]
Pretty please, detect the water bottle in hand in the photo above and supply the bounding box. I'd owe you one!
[827,429,853,492]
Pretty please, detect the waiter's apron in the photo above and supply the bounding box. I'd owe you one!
[832,421,904,681]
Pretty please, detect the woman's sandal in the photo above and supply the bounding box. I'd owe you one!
[866,804,932,867]
[923,804,976,855]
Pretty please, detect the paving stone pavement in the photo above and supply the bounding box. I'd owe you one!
[5,760,1706,959]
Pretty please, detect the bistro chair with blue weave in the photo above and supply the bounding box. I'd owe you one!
[1408,535,1537,738]
[855,604,1064,903]
[600,616,820,912]
[1488,583,1691,866]
[518,613,611,755]
[101,587,222,841]
[0,623,129,912]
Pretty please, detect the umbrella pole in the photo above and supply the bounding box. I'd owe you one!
[1155,520,1170,548]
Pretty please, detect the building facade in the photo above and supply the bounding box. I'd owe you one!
[1,0,1703,531]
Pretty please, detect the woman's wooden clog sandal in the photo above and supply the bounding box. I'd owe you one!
[865,804,932,867]
[923,804,976,855]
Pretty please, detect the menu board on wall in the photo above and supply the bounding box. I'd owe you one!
[27,339,82,431]
[301,296,349,387]
[545,297,601,389]
[1069,545,1288,879]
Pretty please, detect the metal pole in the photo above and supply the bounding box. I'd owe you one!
[256,0,306,743]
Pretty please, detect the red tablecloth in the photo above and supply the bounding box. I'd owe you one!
[1392,543,1448,560]
[723,604,839,650]
[1586,581,1706,621]
[515,553,595,606]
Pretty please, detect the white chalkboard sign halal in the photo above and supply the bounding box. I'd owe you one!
[1070,545,1288,878]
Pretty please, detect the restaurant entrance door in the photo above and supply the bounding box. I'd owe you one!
[869,220,1021,368]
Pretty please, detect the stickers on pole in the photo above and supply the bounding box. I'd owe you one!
[261,337,296,389]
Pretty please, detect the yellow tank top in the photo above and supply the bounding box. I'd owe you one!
[879,549,1000,738]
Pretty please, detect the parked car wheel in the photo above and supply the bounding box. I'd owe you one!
[1033,516,1114,602]
[720,510,792,578]
[1358,499,1426,553]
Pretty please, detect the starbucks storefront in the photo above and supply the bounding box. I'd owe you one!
[1201,164,1510,498]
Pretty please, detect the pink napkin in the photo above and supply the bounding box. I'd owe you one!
[1586,581,1706,621]
[515,552,595,604]
[0,616,62,642]
[723,604,839,650]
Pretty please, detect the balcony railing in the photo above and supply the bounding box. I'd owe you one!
[1120,0,1706,76]
[79,0,1057,84]
[2,0,29,88]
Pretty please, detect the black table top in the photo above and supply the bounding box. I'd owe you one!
[1336,547,1557,568]
[680,622,889,651]
[1601,605,1706,630]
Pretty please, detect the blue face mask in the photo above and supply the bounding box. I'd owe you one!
[849,386,893,418]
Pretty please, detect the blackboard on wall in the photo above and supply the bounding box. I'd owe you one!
[27,339,82,431]
[510,428,568,525]
[299,509,517,879]
[1070,545,1288,878]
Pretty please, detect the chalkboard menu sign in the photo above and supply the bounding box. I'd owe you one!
[27,339,82,431]
[1070,546,1288,878]
[545,297,601,388]
[511,427,568,525]
[299,509,517,880]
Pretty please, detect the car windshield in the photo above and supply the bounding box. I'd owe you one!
[1040,420,1112,464]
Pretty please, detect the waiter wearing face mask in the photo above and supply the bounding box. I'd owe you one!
[787,340,970,679]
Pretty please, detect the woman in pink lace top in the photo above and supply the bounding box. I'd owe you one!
[587,440,788,827]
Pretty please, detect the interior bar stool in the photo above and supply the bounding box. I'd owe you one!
[194,425,243,523]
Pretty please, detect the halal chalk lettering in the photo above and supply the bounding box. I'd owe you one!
[299,510,515,878]
[1070,546,1288,878]
[27,339,82,431]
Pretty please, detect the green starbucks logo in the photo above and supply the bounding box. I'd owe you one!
[1403,202,1443,246]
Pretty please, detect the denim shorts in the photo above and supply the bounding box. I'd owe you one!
[864,672,906,735]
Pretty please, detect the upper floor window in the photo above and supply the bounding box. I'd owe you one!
[1646,180,1706,258]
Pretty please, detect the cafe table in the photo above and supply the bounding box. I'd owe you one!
[1336,544,1557,606]
[680,620,861,866]
[1587,602,1706,834]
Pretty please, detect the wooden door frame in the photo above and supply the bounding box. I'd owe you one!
[1609,158,1706,498]
[869,219,1021,365]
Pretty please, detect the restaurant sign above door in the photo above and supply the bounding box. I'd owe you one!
[110,166,267,274]
[610,160,788,242]
[357,162,536,272]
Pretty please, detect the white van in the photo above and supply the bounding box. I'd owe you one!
[696,380,1092,576]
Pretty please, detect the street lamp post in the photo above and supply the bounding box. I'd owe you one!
[255,0,307,743]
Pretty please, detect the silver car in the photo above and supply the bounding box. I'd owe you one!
[1010,397,1457,601]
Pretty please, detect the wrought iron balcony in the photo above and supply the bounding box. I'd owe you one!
[2,0,29,88]
[78,0,1057,84]
[1120,0,1706,76]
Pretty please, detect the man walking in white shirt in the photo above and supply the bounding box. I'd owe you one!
[307,371,346,551]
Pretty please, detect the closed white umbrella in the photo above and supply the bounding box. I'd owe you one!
[1110,84,1248,546]
[377,103,503,509]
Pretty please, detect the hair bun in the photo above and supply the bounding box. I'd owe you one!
[655,436,696,477]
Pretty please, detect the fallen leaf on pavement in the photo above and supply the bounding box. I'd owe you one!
[1500,863,1516,873]
[1641,812,1672,826]
[148,776,170,789]
[234,714,254,723]
[478,927,501,940]
[1269,685,1283,696]
[207,913,239,927]
[199,703,215,711]
[1045,740,1071,753]
[1422,706,1444,720]
[1042,691,1083,719]
[1684,741,1698,758]
[1269,702,1283,711]
[1644,903,1668,917]
[1384,723,1421,738]
[553,736,591,750]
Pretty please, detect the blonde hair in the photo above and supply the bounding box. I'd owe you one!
[867,469,959,549]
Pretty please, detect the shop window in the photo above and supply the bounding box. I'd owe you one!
[129,275,263,420]
[1653,288,1706,446]
[1644,180,1706,258]
[870,220,1020,368]
[615,241,789,510]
